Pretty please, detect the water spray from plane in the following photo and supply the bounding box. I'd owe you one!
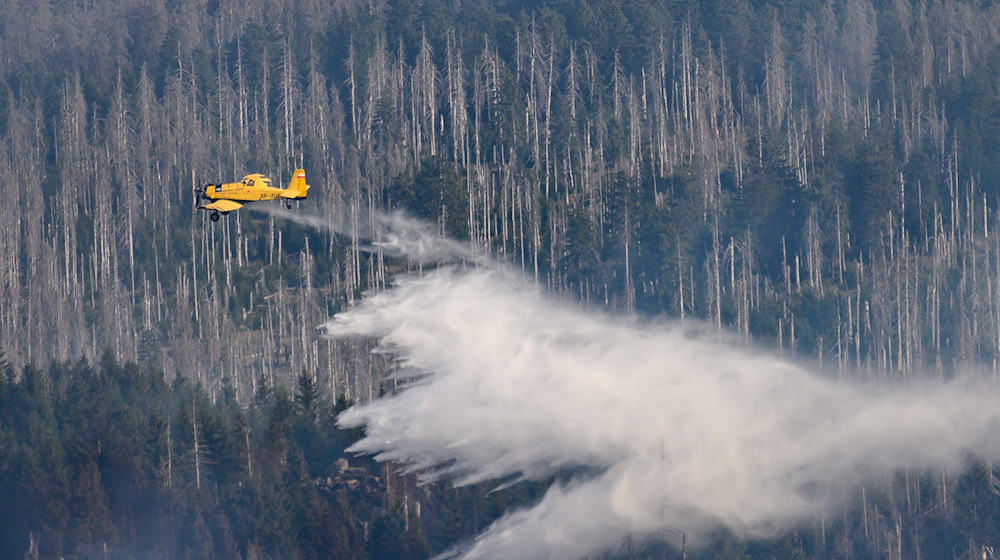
[323,267,1000,559]
[253,205,482,264]
[265,204,1000,559]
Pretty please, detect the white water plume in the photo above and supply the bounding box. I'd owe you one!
[252,205,480,264]
[323,266,1000,559]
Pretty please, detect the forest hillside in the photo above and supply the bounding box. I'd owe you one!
[4,0,1000,558]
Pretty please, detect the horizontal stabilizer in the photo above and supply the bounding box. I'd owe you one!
[199,200,244,213]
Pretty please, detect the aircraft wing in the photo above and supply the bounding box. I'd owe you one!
[199,200,244,213]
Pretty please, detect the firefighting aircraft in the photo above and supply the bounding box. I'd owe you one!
[196,168,310,221]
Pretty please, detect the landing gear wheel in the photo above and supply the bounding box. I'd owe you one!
[210,212,220,222]
[285,201,292,209]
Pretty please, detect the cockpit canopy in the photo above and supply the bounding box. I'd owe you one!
[241,174,271,187]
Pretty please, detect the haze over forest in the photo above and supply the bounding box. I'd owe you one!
[5,0,1000,558]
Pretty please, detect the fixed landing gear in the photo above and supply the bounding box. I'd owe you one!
[285,201,292,209]
[210,211,220,222]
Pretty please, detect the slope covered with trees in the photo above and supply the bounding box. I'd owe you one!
[4,352,1000,559]
[4,0,1000,557]
[0,351,538,559]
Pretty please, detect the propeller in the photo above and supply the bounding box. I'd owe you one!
[193,183,216,209]
[193,183,220,200]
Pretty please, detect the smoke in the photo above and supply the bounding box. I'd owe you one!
[323,266,1000,559]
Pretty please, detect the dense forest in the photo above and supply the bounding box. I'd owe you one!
[4,352,1000,558]
[4,0,1000,557]
[0,351,554,559]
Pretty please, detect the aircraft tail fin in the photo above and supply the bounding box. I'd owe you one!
[285,169,309,199]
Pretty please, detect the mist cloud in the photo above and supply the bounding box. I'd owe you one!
[253,205,481,264]
[323,266,1000,559]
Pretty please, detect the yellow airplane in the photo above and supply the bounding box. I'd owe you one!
[197,168,310,221]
